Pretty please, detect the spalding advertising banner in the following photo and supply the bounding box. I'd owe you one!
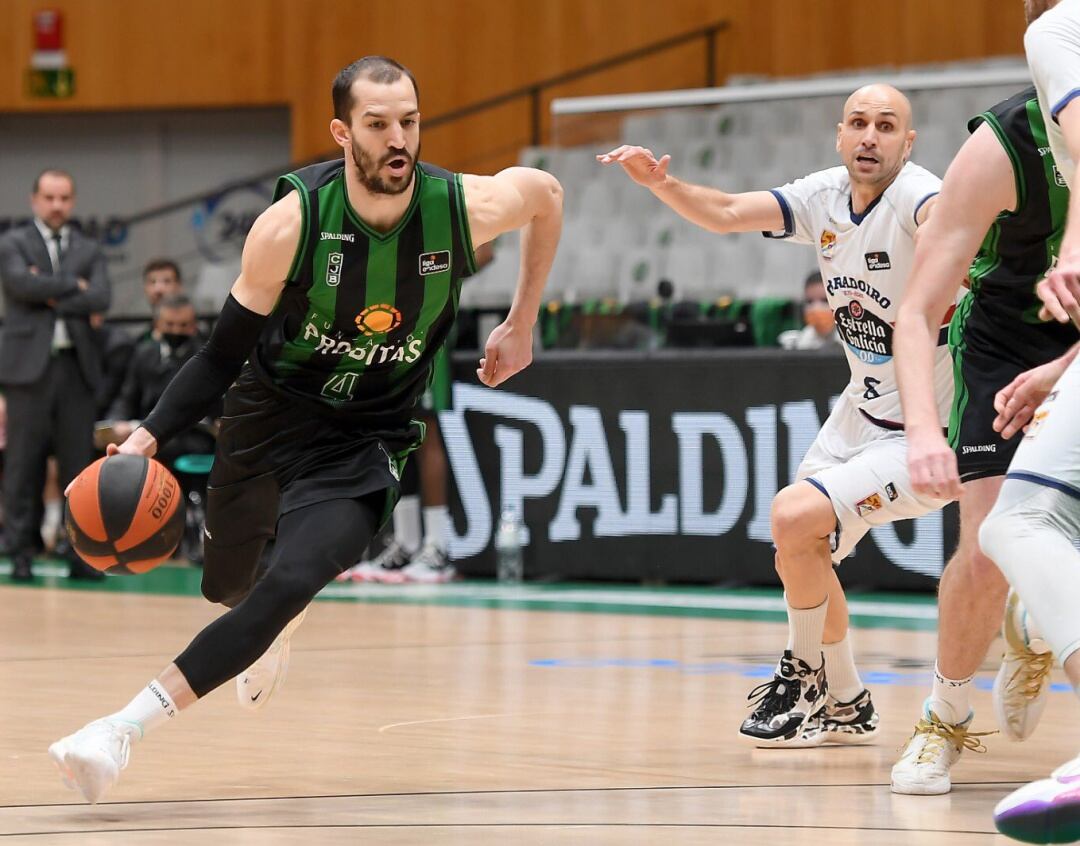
[441,350,956,590]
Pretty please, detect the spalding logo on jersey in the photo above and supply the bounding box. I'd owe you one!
[834,299,893,364]
[819,229,837,260]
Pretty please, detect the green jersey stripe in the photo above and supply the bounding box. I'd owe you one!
[947,292,974,448]
[1027,98,1069,265]
[454,173,478,276]
[974,109,1027,214]
[281,172,312,282]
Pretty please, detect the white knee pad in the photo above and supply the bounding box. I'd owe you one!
[980,482,1080,662]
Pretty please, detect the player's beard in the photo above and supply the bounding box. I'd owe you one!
[350,139,420,195]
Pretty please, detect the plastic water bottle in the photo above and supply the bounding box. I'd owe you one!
[495,507,524,584]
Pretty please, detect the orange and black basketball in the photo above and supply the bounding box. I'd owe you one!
[64,455,185,575]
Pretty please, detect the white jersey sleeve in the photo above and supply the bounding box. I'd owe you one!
[879,163,940,239]
[763,167,848,246]
[1026,0,1080,185]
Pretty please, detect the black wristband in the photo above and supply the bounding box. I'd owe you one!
[143,294,267,446]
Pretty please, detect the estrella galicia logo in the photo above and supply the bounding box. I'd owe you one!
[865,251,891,271]
[192,183,273,263]
[419,250,451,276]
[834,300,893,364]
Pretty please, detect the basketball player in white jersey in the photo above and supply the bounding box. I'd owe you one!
[601,84,950,746]
[981,1,1080,841]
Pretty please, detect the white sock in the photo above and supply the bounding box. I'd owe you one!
[394,495,421,554]
[785,595,828,667]
[822,634,864,702]
[108,680,177,740]
[43,499,61,532]
[927,664,973,725]
[423,505,449,551]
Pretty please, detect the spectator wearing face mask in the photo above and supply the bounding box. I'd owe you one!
[106,293,218,466]
[96,258,185,416]
[779,271,840,351]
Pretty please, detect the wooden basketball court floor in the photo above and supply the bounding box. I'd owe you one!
[0,564,1074,844]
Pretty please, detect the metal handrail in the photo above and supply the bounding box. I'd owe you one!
[116,19,730,230]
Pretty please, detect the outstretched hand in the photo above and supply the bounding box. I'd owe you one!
[477,320,533,388]
[597,145,672,189]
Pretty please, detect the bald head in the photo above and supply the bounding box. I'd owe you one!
[836,83,917,192]
[842,84,913,132]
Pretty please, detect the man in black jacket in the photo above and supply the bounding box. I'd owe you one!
[0,169,111,581]
[96,258,185,417]
[107,293,217,465]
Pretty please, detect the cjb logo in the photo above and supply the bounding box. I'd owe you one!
[355,304,402,336]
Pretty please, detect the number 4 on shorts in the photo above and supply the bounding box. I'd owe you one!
[321,372,358,401]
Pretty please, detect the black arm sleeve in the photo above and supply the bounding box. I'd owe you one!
[142,295,268,446]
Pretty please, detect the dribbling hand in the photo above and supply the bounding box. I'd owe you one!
[477,320,533,388]
[66,428,159,496]
[596,145,671,189]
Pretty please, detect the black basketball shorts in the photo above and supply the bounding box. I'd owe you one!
[205,365,423,545]
[948,307,1069,484]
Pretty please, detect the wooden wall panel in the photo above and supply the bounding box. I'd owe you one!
[0,0,1029,174]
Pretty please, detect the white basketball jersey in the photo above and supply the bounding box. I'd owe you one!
[767,162,950,426]
[1026,0,1080,188]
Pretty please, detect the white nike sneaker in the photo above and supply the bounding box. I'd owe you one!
[48,718,138,804]
[994,590,1053,742]
[890,703,990,795]
[401,544,455,584]
[236,609,307,711]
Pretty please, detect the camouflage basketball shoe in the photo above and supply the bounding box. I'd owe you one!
[739,650,828,747]
[820,688,879,744]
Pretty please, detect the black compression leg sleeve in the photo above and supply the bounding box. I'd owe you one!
[400,449,420,497]
[173,496,379,698]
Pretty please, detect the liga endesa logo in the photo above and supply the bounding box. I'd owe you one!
[355,304,403,336]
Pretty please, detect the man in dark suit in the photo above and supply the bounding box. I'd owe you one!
[0,169,111,581]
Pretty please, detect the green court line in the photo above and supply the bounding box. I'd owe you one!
[0,559,938,631]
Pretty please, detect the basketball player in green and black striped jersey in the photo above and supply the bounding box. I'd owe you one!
[48,56,563,804]
[892,85,1074,794]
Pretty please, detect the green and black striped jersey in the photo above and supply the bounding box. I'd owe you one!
[250,159,476,419]
[964,87,1076,357]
